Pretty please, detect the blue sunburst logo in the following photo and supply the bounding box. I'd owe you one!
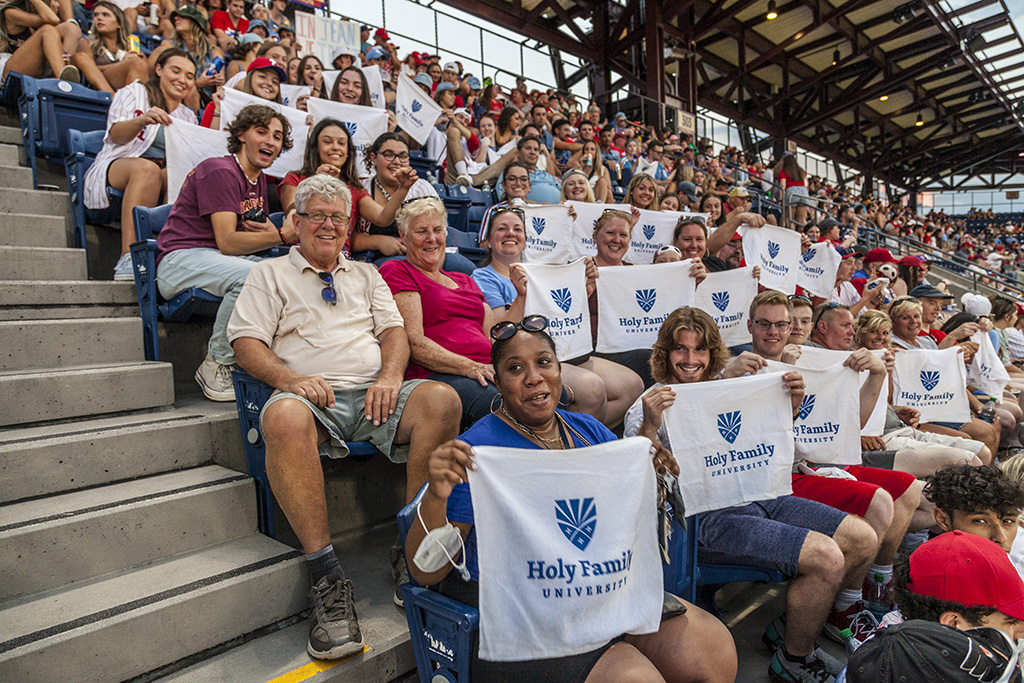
[712,291,730,312]
[555,498,596,551]
[411,99,422,113]
[921,371,940,392]
[767,241,780,259]
[798,394,815,420]
[343,121,357,137]
[717,411,741,443]
[550,288,572,313]
[802,249,815,263]
[533,216,546,235]
[635,288,656,312]
[642,224,656,241]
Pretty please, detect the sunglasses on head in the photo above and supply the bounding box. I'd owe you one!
[812,301,842,325]
[789,294,813,306]
[490,314,549,341]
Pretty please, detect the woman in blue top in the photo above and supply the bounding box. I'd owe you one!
[405,317,737,683]
[471,205,645,428]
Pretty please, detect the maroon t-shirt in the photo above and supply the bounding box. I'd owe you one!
[156,155,267,265]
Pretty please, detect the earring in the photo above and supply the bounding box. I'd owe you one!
[558,385,575,408]
[489,393,503,413]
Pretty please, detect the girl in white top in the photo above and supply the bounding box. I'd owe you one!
[83,48,197,278]
[71,1,147,93]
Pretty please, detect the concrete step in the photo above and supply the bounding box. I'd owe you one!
[0,246,87,280]
[0,165,33,190]
[0,213,68,248]
[0,127,21,146]
[0,399,244,504]
[0,465,257,600]
[0,317,143,370]
[0,280,137,320]
[153,524,414,683]
[0,361,175,427]
[0,186,69,216]
[0,144,20,166]
[0,533,307,683]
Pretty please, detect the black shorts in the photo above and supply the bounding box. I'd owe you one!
[437,574,622,683]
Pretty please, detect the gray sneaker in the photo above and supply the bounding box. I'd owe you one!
[769,645,835,683]
[390,543,409,608]
[307,574,364,660]
[194,354,235,401]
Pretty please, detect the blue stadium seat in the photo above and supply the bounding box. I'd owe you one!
[432,182,448,197]
[397,484,478,683]
[446,228,487,264]
[232,369,378,537]
[443,195,471,233]
[662,512,698,603]
[130,204,221,361]
[409,150,440,182]
[23,78,111,187]
[66,128,123,249]
[136,32,162,55]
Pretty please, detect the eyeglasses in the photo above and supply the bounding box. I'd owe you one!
[490,314,549,341]
[752,319,792,331]
[505,175,530,185]
[298,211,349,226]
[378,150,410,162]
[317,271,337,306]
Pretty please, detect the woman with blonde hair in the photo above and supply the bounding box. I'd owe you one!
[625,172,658,211]
[150,6,223,104]
[559,168,594,203]
[71,1,147,92]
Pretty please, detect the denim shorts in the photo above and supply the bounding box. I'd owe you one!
[260,379,428,463]
[697,496,848,576]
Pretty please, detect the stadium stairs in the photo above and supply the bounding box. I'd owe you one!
[0,115,415,682]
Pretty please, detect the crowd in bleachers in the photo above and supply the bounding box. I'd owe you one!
[7,1,1024,681]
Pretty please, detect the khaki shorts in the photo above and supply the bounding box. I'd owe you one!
[260,379,428,464]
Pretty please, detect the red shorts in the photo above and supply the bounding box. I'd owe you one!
[791,465,916,518]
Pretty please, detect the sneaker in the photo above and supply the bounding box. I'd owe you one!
[455,173,473,187]
[769,645,835,683]
[824,601,879,647]
[390,542,409,608]
[762,615,842,676]
[863,575,895,619]
[58,64,80,83]
[195,354,236,401]
[113,253,134,281]
[307,574,364,660]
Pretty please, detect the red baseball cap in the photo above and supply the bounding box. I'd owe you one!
[864,248,897,265]
[246,57,287,83]
[899,255,924,268]
[375,28,390,41]
[907,530,1024,620]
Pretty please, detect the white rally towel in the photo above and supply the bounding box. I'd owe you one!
[797,242,841,298]
[741,224,802,294]
[693,267,758,346]
[395,71,443,145]
[625,208,683,264]
[893,347,971,424]
[762,360,862,464]
[521,204,575,263]
[320,69,341,98]
[595,261,696,353]
[279,84,310,109]
[788,346,890,437]
[165,119,229,204]
[968,330,1010,401]
[219,88,308,179]
[361,64,387,109]
[564,201,631,261]
[521,259,592,361]
[662,372,796,515]
[467,437,662,661]
[305,98,388,172]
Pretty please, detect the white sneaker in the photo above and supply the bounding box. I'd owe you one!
[58,65,80,83]
[195,354,236,401]
[113,253,134,281]
[455,173,473,187]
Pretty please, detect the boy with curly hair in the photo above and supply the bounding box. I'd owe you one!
[923,464,1024,552]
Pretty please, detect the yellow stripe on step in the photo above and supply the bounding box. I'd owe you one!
[265,645,370,683]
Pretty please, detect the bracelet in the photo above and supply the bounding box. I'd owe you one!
[276,226,286,245]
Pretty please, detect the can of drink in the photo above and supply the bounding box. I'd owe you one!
[149,3,159,25]
[207,56,225,75]
[128,34,140,53]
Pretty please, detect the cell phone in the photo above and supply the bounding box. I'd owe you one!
[243,207,266,223]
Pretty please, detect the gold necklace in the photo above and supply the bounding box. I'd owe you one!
[501,404,563,445]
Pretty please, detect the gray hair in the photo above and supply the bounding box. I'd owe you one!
[294,174,352,215]
[395,196,447,237]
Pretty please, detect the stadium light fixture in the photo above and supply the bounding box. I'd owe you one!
[880,95,889,101]
[766,1,777,20]
[916,113,924,126]
[832,49,840,66]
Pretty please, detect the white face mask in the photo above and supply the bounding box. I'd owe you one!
[412,501,470,581]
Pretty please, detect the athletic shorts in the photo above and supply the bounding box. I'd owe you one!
[861,450,897,469]
[697,496,848,576]
[791,465,916,518]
